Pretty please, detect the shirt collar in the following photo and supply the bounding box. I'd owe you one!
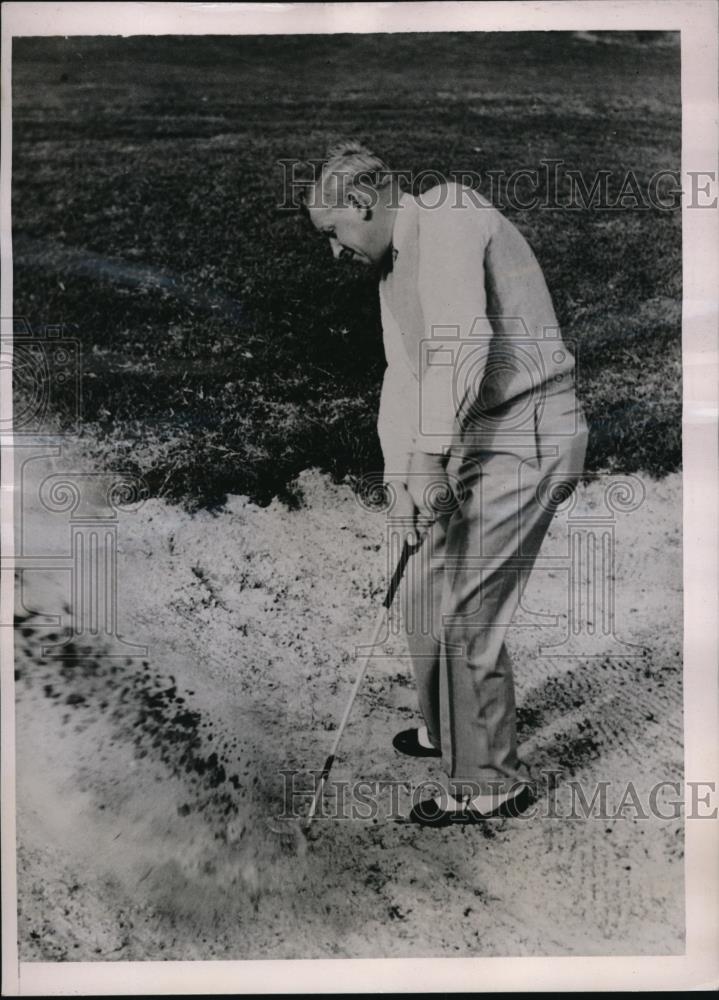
[381,192,415,277]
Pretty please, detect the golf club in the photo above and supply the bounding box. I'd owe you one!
[306,533,422,822]
[267,532,423,836]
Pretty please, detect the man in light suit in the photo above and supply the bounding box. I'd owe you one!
[306,141,588,825]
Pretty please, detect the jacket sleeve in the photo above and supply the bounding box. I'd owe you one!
[415,188,496,454]
[377,287,418,484]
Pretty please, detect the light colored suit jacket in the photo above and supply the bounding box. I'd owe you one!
[377,183,576,481]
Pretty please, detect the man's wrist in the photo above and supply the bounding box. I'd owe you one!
[409,448,449,468]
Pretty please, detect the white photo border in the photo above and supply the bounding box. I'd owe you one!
[1,1,717,994]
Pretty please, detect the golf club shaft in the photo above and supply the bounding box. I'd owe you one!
[306,536,419,824]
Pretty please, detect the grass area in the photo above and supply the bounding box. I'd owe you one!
[12,32,681,509]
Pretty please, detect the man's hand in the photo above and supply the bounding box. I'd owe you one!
[407,451,453,537]
[384,479,418,540]
[385,453,455,541]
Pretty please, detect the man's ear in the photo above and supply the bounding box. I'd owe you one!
[347,188,373,219]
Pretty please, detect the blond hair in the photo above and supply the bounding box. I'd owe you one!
[306,140,395,209]
[321,140,390,186]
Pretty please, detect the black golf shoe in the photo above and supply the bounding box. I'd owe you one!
[406,784,535,826]
[392,727,442,758]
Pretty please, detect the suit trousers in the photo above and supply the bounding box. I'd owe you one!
[400,387,588,797]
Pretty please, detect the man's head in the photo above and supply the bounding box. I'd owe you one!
[305,141,399,268]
